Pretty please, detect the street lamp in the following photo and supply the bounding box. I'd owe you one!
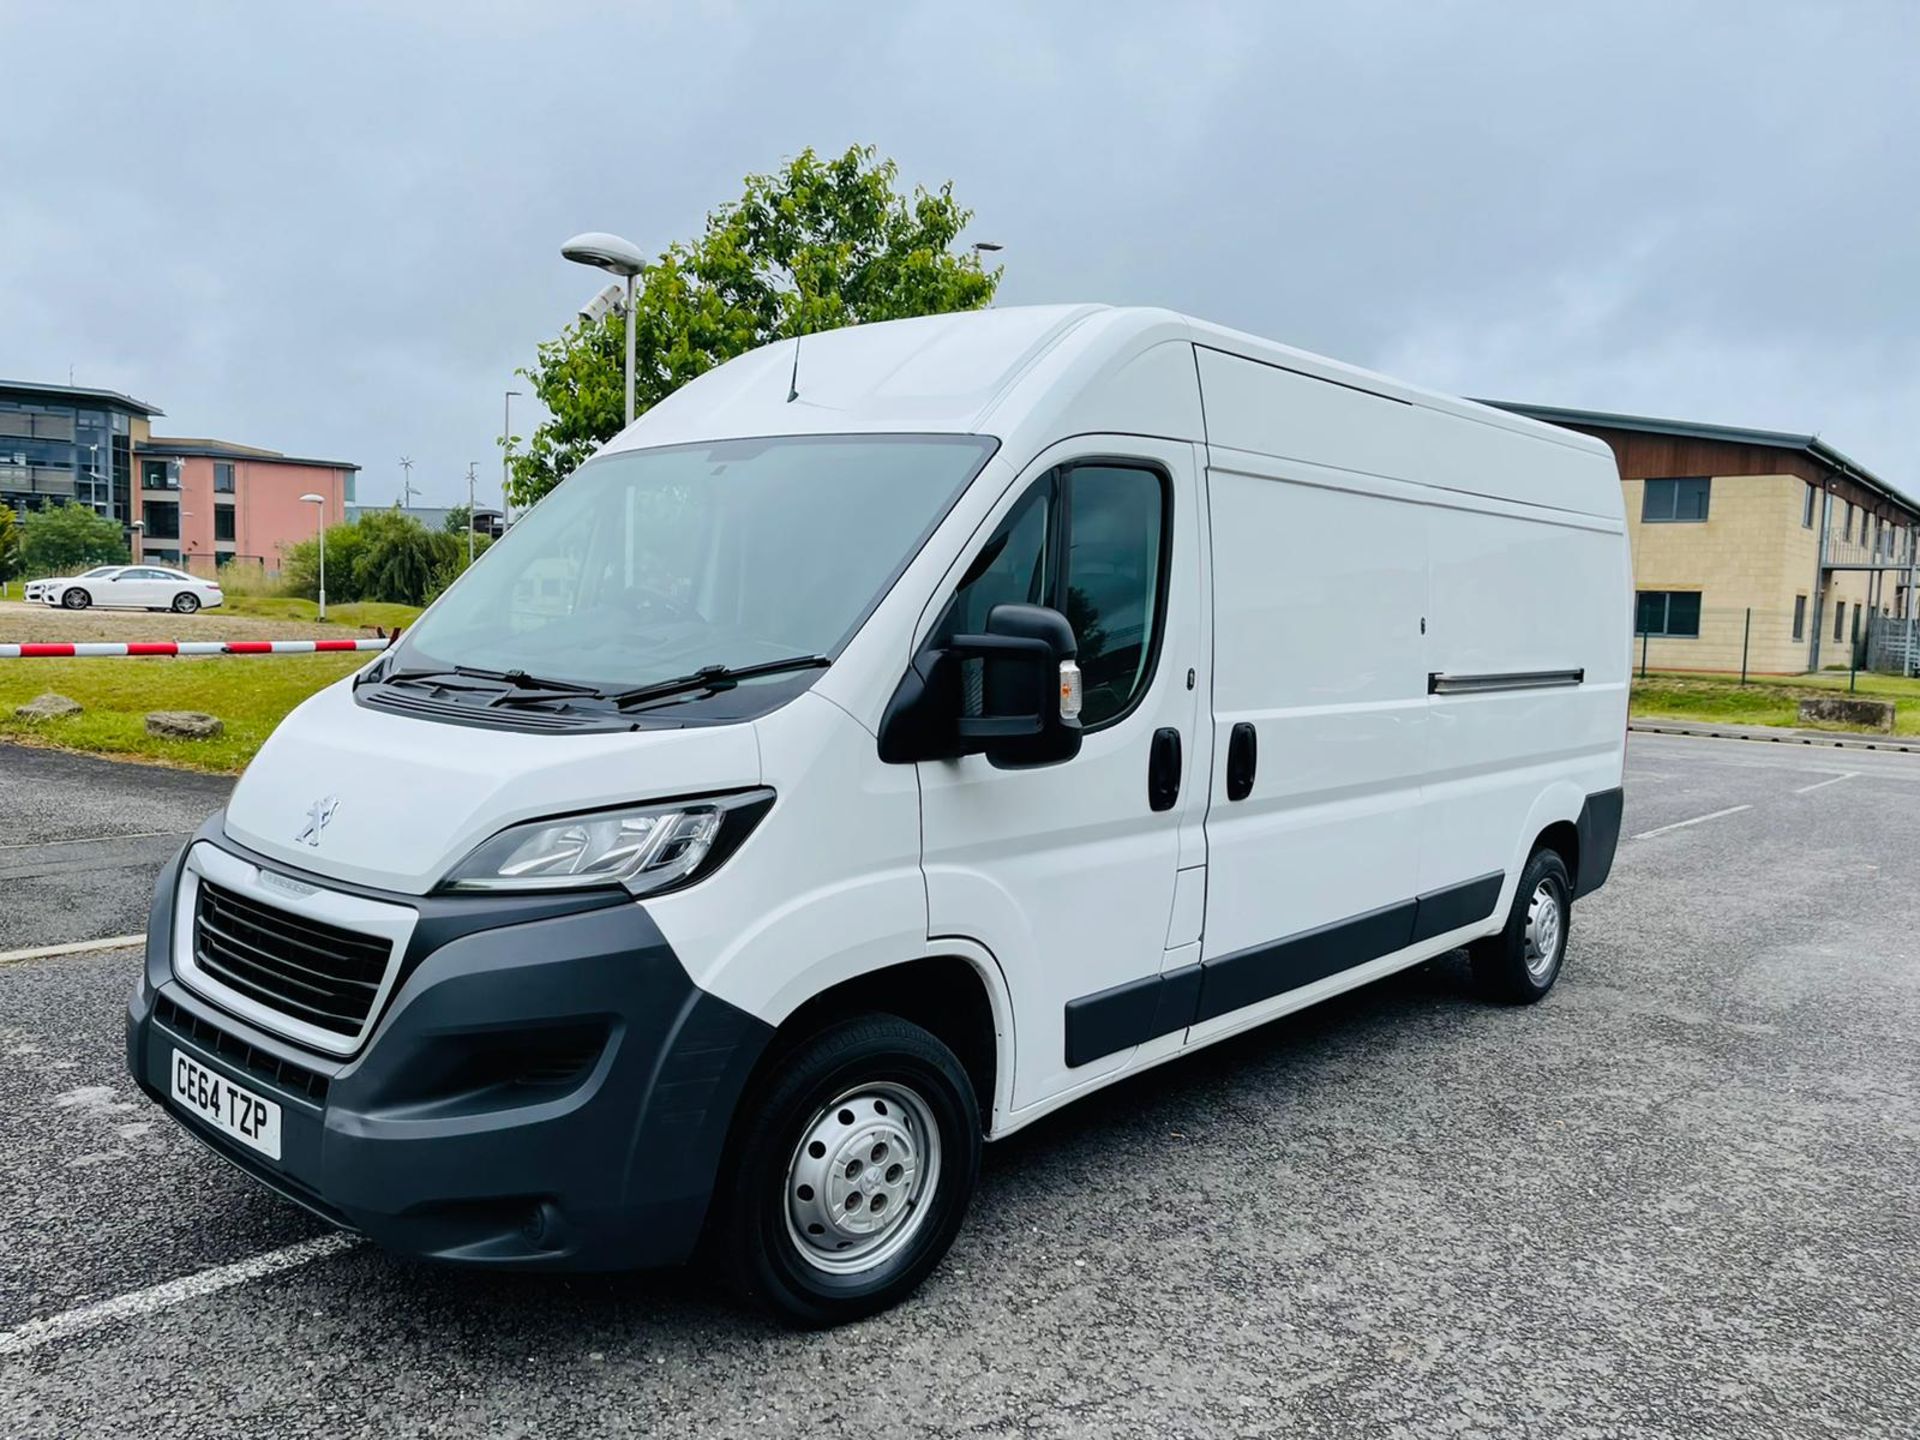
[300,492,327,620]
[129,519,145,564]
[970,242,1003,307]
[561,231,646,427]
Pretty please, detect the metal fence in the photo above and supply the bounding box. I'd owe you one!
[1633,602,1917,683]
[1866,612,1920,678]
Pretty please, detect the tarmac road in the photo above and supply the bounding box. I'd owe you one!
[0,733,1915,1437]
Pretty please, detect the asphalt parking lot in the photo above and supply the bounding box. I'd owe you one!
[1,733,1916,1437]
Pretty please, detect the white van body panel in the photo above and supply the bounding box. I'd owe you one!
[645,692,928,1027]
[602,306,1618,1131]
[214,304,1626,1145]
[1193,346,1618,516]
[909,433,1209,1110]
[223,679,760,895]
[1200,452,1430,964]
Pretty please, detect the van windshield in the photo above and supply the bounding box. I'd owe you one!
[392,434,996,694]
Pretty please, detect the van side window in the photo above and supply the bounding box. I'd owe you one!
[1065,466,1165,726]
[936,462,1169,732]
[943,478,1056,640]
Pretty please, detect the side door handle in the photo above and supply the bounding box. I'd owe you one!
[1148,727,1182,812]
[1226,721,1257,801]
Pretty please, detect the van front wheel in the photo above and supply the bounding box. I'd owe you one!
[1471,849,1572,1003]
[712,1014,981,1326]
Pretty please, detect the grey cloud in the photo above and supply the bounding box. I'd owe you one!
[3,0,1915,504]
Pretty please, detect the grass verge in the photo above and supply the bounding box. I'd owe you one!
[1,654,367,772]
[216,597,422,630]
[1632,670,1919,736]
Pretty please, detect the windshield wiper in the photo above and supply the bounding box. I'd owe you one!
[361,662,603,700]
[607,655,831,711]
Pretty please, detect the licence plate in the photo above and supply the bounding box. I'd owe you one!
[170,1049,282,1160]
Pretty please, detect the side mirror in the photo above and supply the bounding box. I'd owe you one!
[878,603,1084,767]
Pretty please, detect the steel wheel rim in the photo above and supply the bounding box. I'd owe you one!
[1523,880,1563,980]
[784,1080,941,1276]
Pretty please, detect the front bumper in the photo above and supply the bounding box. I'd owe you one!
[127,825,772,1270]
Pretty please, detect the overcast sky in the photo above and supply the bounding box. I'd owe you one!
[4,1,1917,507]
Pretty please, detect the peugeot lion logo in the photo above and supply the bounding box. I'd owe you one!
[296,796,340,847]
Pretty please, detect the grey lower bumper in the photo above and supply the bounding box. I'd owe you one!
[127,834,772,1270]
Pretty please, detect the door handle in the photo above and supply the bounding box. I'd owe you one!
[1148,728,1182,812]
[1226,722,1257,801]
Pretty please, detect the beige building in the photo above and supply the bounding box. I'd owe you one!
[1486,405,1920,676]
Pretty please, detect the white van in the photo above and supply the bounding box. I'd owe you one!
[128,305,1629,1324]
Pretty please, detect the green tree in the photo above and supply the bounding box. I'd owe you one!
[20,502,129,576]
[442,503,473,535]
[280,510,487,607]
[0,502,22,585]
[508,144,1000,507]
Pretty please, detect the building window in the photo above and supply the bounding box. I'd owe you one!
[1843,502,1855,542]
[1803,484,1817,529]
[214,461,235,494]
[1641,477,1710,523]
[143,500,180,540]
[1834,599,1847,642]
[1792,595,1807,641]
[214,505,236,542]
[141,458,176,490]
[1635,590,1702,638]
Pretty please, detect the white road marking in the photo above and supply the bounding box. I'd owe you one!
[0,1234,360,1358]
[0,829,187,853]
[1632,805,1752,840]
[0,934,144,966]
[1793,771,1858,795]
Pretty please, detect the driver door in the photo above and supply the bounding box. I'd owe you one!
[104,568,153,607]
[915,439,1209,1112]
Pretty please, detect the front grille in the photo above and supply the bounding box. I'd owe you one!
[154,994,332,1103]
[193,880,392,1040]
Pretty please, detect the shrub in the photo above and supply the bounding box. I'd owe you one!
[19,503,129,576]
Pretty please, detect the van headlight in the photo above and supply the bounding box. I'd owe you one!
[441,789,774,896]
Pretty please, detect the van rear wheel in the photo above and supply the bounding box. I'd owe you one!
[1470,849,1571,1003]
[711,1014,980,1326]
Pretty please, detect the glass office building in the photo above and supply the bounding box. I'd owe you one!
[0,380,162,524]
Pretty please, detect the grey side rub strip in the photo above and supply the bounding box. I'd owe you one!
[1428,669,1585,695]
[1063,871,1506,1068]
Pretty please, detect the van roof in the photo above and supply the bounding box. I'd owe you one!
[602,304,1613,463]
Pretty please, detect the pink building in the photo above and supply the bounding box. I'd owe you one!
[134,438,357,575]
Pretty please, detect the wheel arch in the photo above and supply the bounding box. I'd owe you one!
[753,947,1014,1136]
[1506,782,1588,913]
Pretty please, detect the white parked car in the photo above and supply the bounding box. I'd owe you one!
[38,564,224,614]
[23,565,120,604]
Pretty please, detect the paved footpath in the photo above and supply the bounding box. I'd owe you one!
[0,734,1915,1437]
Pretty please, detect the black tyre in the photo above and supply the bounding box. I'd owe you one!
[172,592,201,614]
[1470,849,1572,1003]
[711,1014,981,1327]
[62,588,91,610]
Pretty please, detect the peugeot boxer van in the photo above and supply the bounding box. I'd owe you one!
[128,305,1629,1324]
